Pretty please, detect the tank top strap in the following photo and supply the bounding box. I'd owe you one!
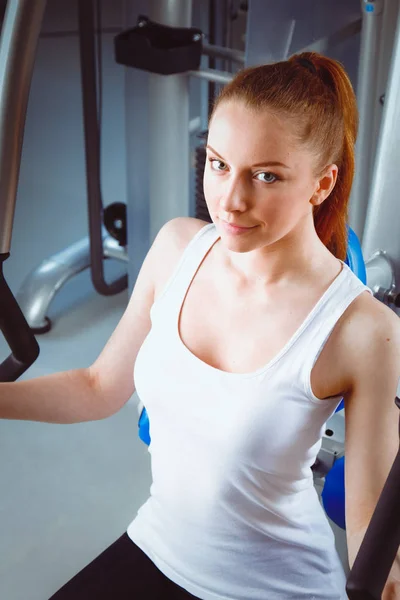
[150,222,219,322]
[297,262,373,400]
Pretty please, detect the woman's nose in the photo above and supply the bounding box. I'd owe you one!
[219,177,248,213]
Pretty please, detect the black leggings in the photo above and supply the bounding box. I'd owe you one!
[49,533,199,599]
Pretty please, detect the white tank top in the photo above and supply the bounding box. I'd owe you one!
[127,223,371,600]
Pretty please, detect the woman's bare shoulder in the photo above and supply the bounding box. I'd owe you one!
[152,217,210,296]
[157,216,209,252]
[341,290,398,338]
[333,291,400,392]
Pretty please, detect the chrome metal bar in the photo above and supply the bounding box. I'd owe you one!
[202,42,245,64]
[16,235,128,330]
[189,67,234,84]
[103,236,129,262]
[298,18,362,56]
[0,0,47,254]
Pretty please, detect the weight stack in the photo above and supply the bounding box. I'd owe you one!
[195,132,212,223]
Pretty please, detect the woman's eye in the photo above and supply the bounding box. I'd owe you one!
[256,172,278,183]
[209,159,227,171]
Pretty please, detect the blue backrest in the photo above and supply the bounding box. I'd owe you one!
[345,227,367,285]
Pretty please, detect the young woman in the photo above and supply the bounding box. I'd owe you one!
[2,52,400,599]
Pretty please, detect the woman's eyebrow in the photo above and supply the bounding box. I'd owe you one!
[206,145,291,169]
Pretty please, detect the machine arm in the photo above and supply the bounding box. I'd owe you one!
[0,254,39,381]
[0,0,46,380]
[346,395,400,599]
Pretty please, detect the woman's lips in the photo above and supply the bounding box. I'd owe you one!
[221,220,257,235]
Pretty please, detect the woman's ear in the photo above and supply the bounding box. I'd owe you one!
[310,164,339,206]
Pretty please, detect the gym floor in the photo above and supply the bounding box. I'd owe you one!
[0,1,348,598]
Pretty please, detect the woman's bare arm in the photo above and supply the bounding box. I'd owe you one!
[0,217,205,424]
[0,368,104,423]
[0,236,156,423]
[342,296,400,598]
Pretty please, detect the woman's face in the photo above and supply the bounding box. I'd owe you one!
[204,101,337,254]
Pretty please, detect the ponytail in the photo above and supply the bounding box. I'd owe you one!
[294,52,358,260]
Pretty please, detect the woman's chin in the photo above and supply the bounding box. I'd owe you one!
[219,232,259,253]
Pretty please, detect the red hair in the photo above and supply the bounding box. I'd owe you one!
[210,52,358,260]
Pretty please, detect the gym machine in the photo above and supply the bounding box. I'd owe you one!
[1,0,400,597]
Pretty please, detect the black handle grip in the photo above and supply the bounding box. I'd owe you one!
[346,401,400,599]
[0,253,39,381]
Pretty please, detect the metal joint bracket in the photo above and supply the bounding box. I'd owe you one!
[16,234,128,333]
[312,412,345,480]
[365,250,396,303]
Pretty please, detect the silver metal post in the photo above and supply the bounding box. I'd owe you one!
[348,0,384,241]
[0,0,47,254]
[148,0,192,242]
[370,0,399,175]
[362,5,400,287]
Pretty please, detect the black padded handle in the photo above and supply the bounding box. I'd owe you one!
[346,398,400,599]
[0,253,39,381]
